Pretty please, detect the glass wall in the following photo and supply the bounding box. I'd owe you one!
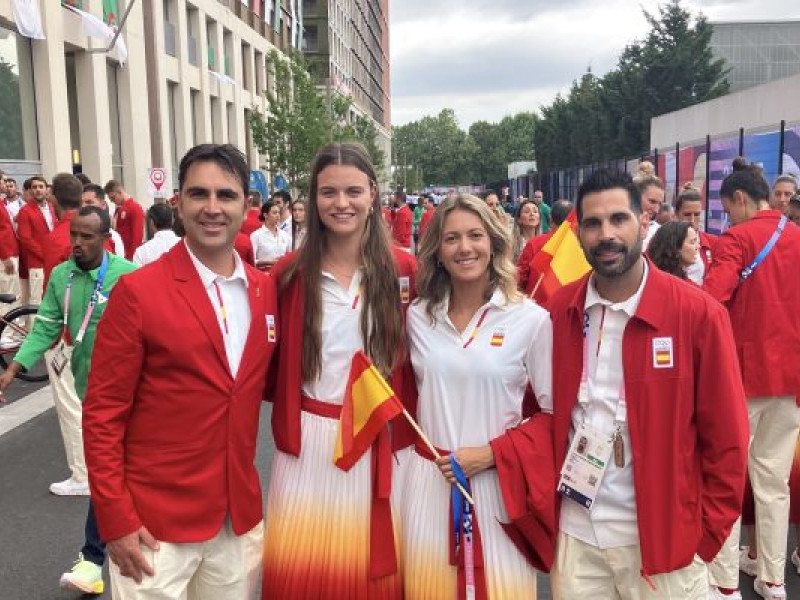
[0,26,39,161]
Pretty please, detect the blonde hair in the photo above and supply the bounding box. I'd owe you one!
[416,193,521,323]
[634,160,664,192]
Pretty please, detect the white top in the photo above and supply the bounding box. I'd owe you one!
[560,260,649,549]
[110,229,126,258]
[301,270,364,403]
[132,230,181,266]
[280,215,293,247]
[686,251,705,285]
[642,220,659,251]
[185,241,251,378]
[39,201,53,231]
[407,290,553,450]
[5,196,23,226]
[250,226,290,263]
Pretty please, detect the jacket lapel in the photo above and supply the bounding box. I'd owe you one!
[235,269,267,381]
[169,243,232,379]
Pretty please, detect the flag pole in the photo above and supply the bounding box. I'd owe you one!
[402,409,475,505]
[530,273,545,300]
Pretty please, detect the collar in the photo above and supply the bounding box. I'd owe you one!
[66,252,110,282]
[184,240,248,289]
[154,229,179,241]
[584,259,649,318]
[436,286,510,321]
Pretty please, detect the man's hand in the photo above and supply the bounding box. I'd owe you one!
[2,259,15,275]
[107,526,160,584]
[435,445,495,484]
[0,362,21,402]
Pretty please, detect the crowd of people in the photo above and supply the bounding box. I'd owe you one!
[1,141,800,600]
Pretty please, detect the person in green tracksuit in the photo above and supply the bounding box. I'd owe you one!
[0,205,138,595]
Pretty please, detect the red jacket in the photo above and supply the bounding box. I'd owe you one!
[269,248,417,577]
[17,201,55,269]
[550,264,748,576]
[234,231,255,266]
[0,201,18,261]
[704,210,800,402]
[240,208,262,237]
[84,242,278,543]
[517,232,553,294]
[418,208,434,238]
[114,197,145,261]
[391,204,413,249]
[699,231,717,271]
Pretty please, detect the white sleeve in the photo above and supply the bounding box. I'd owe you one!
[524,312,553,414]
[112,230,126,257]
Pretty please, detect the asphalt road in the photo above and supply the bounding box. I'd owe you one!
[0,390,797,599]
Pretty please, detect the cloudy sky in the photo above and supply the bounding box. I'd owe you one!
[390,0,799,127]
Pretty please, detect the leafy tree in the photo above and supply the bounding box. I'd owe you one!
[0,59,24,160]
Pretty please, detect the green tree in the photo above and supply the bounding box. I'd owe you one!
[0,59,24,161]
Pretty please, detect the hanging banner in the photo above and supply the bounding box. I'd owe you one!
[103,0,119,26]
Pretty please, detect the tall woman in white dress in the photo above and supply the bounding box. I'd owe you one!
[399,193,553,599]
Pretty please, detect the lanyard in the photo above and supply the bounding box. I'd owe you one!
[62,253,109,345]
[462,307,490,349]
[450,456,476,599]
[212,281,229,335]
[740,215,787,281]
[579,306,627,426]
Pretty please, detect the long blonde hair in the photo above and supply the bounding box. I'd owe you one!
[416,193,521,323]
[280,143,404,380]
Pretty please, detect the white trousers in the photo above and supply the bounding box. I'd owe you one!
[0,256,20,306]
[44,345,86,482]
[27,266,43,305]
[709,397,800,586]
[111,519,263,600]
[551,532,708,600]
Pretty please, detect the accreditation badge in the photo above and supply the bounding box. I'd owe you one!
[398,277,410,304]
[50,341,70,376]
[557,422,613,510]
[266,315,276,343]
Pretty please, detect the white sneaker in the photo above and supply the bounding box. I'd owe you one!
[739,545,758,577]
[49,478,90,496]
[792,548,800,576]
[59,553,104,594]
[709,586,742,599]
[754,579,787,600]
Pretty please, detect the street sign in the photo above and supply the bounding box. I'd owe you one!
[250,171,268,202]
[146,167,169,199]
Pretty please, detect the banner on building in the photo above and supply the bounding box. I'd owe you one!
[103,0,118,26]
[13,0,45,40]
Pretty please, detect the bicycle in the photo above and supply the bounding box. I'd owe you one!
[0,294,48,382]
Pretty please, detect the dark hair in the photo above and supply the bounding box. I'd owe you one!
[178,144,249,197]
[23,177,33,191]
[51,173,83,210]
[103,179,123,194]
[250,190,262,207]
[29,175,47,188]
[258,200,277,222]
[147,203,174,230]
[675,182,702,214]
[481,190,499,201]
[76,204,111,234]
[576,169,641,221]
[720,157,770,202]
[647,221,692,280]
[74,173,92,185]
[83,183,106,201]
[551,199,573,227]
[271,189,292,205]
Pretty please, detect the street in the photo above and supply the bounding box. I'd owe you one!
[0,386,797,599]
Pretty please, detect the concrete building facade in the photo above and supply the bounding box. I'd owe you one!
[0,0,301,204]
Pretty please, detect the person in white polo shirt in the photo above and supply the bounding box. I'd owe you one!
[250,201,290,271]
[132,204,181,266]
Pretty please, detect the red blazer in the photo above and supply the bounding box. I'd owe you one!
[17,201,55,269]
[418,208,434,238]
[516,232,552,294]
[390,204,413,249]
[0,201,19,261]
[704,210,800,401]
[114,197,145,261]
[234,231,255,266]
[269,247,417,577]
[698,231,717,271]
[84,242,278,543]
[550,264,748,576]
[240,208,262,237]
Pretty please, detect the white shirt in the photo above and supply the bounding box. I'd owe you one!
[185,241,251,378]
[250,226,290,264]
[5,196,23,226]
[110,229,126,258]
[642,220,659,251]
[38,201,53,231]
[407,290,552,450]
[302,270,363,403]
[686,250,705,285]
[560,261,649,550]
[280,215,293,247]
[133,230,181,266]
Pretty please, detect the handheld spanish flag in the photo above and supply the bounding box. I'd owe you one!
[530,210,591,304]
[334,351,405,471]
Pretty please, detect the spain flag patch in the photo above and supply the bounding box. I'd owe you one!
[652,337,673,369]
[490,328,506,347]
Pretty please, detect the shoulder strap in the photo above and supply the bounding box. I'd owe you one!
[740,215,787,282]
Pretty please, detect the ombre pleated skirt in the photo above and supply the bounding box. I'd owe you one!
[262,411,404,599]
[396,450,538,600]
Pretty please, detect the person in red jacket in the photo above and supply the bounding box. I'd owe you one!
[0,171,20,311]
[43,174,84,288]
[17,176,55,306]
[84,144,277,599]
[546,169,748,598]
[704,158,800,600]
[516,199,572,294]
[390,190,413,251]
[240,191,262,236]
[417,195,435,240]
[104,180,144,261]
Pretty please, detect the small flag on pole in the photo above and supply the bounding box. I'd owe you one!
[530,211,591,304]
[334,351,404,471]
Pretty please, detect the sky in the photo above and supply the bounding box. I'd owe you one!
[389,0,800,128]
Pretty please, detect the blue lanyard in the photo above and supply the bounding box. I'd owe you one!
[63,253,109,344]
[740,215,787,282]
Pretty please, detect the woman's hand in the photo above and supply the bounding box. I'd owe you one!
[435,445,495,484]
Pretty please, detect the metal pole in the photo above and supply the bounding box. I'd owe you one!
[704,134,711,233]
[675,141,680,202]
[738,127,745,157]
[779,120,786,175]
[85,0,138,55]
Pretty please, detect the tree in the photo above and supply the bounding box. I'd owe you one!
[0,58,24,161]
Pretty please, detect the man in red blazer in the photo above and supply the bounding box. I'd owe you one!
[17,175,55,305]
[0,172,20,310]
[240,191,263,236]
[390,190,413,252]
[84,144,278,599]
[104,180,145,261]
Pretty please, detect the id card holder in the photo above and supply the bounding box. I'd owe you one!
[557,421,613,510]
[50,342,69,376]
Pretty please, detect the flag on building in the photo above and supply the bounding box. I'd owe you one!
[530,211,591,304]
[334,351,404,471]
[13,0,45,40]
[102,0,118,26]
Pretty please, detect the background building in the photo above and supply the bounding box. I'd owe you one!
[710,19,800,93]
[0,0,301,203]
[302,0,392,182]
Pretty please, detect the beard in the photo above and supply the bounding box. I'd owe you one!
[585,237,643,278]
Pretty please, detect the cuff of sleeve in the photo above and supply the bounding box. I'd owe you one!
[91,496,142,543]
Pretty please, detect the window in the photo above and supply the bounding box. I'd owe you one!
[0,26,39,160]
[167,81,179,167]
[107,62,124,182]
